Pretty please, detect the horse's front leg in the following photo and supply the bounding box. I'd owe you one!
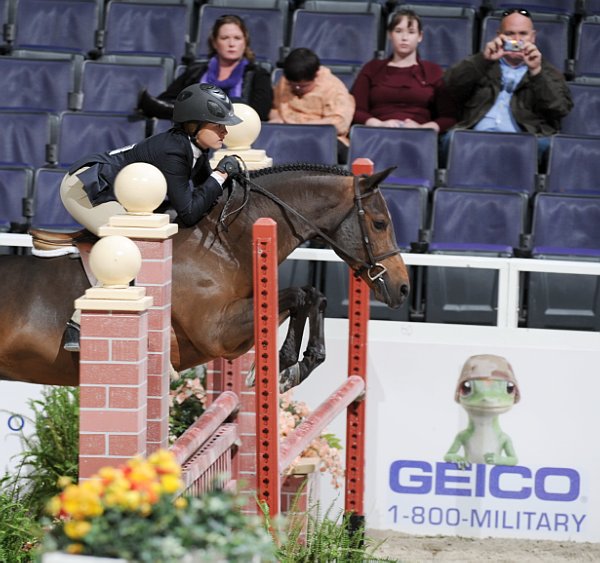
[279,286,327,392]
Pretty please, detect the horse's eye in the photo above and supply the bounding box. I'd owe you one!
[373,220,386,231]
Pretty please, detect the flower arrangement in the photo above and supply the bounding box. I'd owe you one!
[169,369,344,488]
[279,391,344,488]
[42,449,275,562]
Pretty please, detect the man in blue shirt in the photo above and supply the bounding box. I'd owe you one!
[443,9,573,160]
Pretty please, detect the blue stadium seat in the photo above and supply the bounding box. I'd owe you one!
[480,13,571,73]
[289,9,380,66]
[253,123,338,165]
[0,55,81,112]
[445,130,538,194]
[583,0,600,16]
[425,188,528,325]
[561,82,600,136]
[0,165,34,231]
[527,192,600,330]
[103,0,190,62]
[80,56,173,113]
[544,135,600,195]
[30,167,82,230]
[0,110,58,168]
[392,0,484,7]
[10,0,101,55]
[573,17,600,79]
[56,111,148,167]
[348,126,438,189]
[195,4,284,66]
[487,0,577,14]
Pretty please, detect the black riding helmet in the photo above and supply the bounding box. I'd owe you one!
[173,83,242,125]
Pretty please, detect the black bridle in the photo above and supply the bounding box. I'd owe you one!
[219,171,401,290]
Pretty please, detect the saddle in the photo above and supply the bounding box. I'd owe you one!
[29,228,98,285]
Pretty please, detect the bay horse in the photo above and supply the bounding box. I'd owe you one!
[0,164,409,389]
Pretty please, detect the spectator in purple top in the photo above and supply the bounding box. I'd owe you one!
[351,9,456,133]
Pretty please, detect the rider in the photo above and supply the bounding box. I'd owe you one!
[60,83,244,352]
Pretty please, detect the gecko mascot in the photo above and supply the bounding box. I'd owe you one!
[445,354,520,467]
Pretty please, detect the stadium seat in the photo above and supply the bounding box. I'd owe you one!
[195,4,284,67]
[348,126,438,189]
[480,13,571,73]
[561,82,600,136]
[253,123,338,165]
[0,165,34,232]
[289,9,380,67]
[80,56,173,113]
[445,130,538,194]
[425,188,528,325]
[56,111,147,167]
[102,0,190,62]
[0,110,58,168]
[527,192,600,330]
[390,0,484,7]
[9,0,101,55]
[583,0,600,16]
[573,17,600,80]
[487,0,577,14]
[0,55,82,112]
[30,167,82,230]
[544,135,600,195]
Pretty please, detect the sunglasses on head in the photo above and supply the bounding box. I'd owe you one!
[502,8,531,18]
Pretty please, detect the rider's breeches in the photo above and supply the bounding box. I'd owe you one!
[60,168,125,236]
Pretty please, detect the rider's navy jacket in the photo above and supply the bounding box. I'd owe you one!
[68,128,222,227]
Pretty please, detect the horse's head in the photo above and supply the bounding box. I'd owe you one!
[331,167,410,308]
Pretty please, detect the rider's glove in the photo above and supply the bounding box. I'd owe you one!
[215,155,242,177]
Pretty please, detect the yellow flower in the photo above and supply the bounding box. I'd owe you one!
[149,449,181,477]
[64,520,92,540]
[62,483,103,519]
[174,497,188,510]
[46,495,62,518]
[160,474,182,495]
[66,543,85,554]
[57,476,73,489]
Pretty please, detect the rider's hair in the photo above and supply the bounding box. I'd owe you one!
[282,48,320,82]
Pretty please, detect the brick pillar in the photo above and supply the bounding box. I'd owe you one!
[77,284,153,479]
[133,238,173,453]
[99,215,177,455]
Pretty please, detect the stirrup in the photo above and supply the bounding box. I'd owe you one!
[63,321,80,353]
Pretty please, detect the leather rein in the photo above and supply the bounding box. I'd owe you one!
[219,172,401,288]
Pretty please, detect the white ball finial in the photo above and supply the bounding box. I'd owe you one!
[89,235,142,288]
[114,162,167,215]
[224,103,261,150]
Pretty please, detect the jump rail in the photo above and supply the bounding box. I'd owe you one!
[253,158,373,526]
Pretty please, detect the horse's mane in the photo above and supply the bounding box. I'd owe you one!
[248,163,352,179]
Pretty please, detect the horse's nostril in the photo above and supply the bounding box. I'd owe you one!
[400,284,410,298]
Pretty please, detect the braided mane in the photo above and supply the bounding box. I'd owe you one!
[248,163,352,179]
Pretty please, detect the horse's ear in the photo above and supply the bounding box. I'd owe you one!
[361,166,396,192]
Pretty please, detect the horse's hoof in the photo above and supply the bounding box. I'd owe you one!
[279,363,301,393]
[245,363,256,388]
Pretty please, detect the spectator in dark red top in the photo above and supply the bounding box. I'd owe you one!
[351,9,456,133]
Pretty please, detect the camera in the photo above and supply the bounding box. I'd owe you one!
[503,39,523,52]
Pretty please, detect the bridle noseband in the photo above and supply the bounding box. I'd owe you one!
[221,171,401,292]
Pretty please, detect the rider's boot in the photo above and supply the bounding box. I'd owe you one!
[63,320,80,352]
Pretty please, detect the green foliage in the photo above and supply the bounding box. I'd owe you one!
[262,496,396,563]
[0,385,79,562]
[169,367,206,439]
[0,490,41,562]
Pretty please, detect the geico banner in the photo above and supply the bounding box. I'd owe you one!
[294,319,600,543]
[0,381,44,474]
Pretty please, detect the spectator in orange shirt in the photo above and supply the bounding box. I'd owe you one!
[270,48,355,164]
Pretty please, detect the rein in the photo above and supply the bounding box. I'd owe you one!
[224,172,401,284]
